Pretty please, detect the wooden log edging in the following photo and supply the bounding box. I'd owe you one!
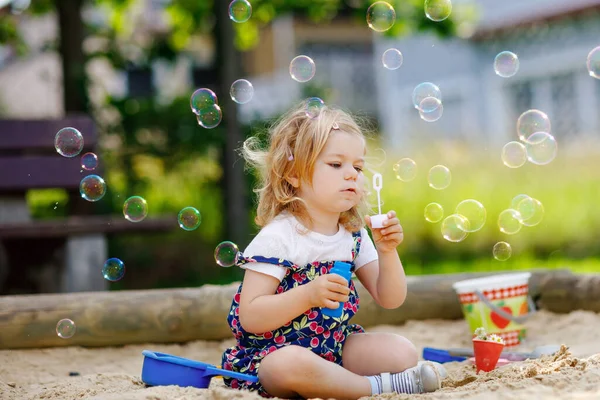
[0,268,596,350]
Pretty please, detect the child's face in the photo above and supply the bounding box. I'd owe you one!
[298,130,366,216]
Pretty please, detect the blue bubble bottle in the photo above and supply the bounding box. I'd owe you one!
[322,261,352,318]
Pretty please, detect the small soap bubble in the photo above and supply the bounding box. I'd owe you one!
[382,48,403,70]
[501,141,527,168]
[196,104,222,129]
[510,194,531,210]
[306,97,325,119]
[393,158,417,182]
[424,202,444,223]
[424,0,452,22]
[289,55,316,83]
[419,98,444,122]
[230,79,254,104]
[516,197,544,227]
[494,51,519,78]
[366,1,396,32]
[493,241,512,261]
[56,319,76,339]
[178,207,201,231]
[498,209,523,235]
[517,109,551,142]
[428,165,451,190]
[441,214,470,242]
[455,199,486,232]
[81,152,98,171]
[412,82,442,111]
[228,0,252,23]
[525,132,557,165]
[55,127,84,158]
[215,241,240,267]
[102,258,125,282]
[80,175,106,202]
[586,46,600,79]
[123,196,148,223]
[190,88,218,115]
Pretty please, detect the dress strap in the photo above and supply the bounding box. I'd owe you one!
[351,229,362,261]
[237,254,297,269]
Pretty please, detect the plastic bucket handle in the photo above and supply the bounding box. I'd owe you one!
[473,290,537,324]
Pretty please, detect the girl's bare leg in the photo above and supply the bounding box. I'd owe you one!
[258,345,372,400]
[341,332,419,375]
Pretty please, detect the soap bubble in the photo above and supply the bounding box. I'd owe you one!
[306,97,325,119]
[81,152,98,171]
[413,82,442,111]
[178,207,201,231]
[382,48,403,70]
[289,55,316,83]
[419,98,444,122]
[510,194,531,210]
[516,197,544,227]
[441,214,470,242]
[498,209,523,235]
[196,104,222,129]
[586,46,600,79]
[501,141,527,168]
[215,241,240,267]
[190,88,218,115]
[56,319,76,339]
[230,79,254,104]
[493,242,512,261]
[123,196,148,223]
[494,51,519,78]
[525,132,557,165]
[393,158,417,182]
[424,0,452,22]
[55,127,84,158]
[424,202,444,223]
[428,165,451,190]
[80,175,106,202]
[228,0,252,23]
[455,199,486,232]
[366,1,396,32]
[102,258,125,282]
[517,109,551,142]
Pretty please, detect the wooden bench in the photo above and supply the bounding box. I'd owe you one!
[0,116,178,294]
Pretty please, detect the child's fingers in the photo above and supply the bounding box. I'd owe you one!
[386,210,397,219]
[382,217,400,227]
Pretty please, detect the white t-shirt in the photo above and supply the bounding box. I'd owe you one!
[241,212,379,281]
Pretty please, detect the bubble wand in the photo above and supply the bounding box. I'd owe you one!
[370,173,388,228]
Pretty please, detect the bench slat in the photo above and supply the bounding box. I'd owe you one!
[0,155,94,190]
[0,116,97,152]
[0,215,178,239]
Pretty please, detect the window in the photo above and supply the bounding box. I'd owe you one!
[550,72,577,136]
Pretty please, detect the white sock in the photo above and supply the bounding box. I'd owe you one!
[367,371,416,395]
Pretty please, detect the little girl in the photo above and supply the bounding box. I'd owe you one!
[221,101,445,399]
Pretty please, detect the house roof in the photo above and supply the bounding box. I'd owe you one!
[472,0,600,38]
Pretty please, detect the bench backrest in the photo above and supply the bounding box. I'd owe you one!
[0,115,101,216]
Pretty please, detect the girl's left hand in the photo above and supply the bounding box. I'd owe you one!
[365,210,404,253]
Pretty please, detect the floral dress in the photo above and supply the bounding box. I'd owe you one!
[221,230,365,397]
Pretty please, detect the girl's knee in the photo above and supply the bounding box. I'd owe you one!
[259,346,314,388]
[393,334,419,369]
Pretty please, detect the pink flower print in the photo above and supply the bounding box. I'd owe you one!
[231,380,239,389]
[292,272,304,283]
[234,293,241,303]
[274,335,286,344]
[351,304,358,313]
[315,326,324,335]
[230,348,239,356]
[344,302,351,309]
[234,307,239,316]
[323,330,331,339]
[284,320,292,327]
[310,337,319,348]
[262,331,273,339]
[276,286,284,294]
[320,266,328,275]
[323,351,335,362]
[232,318,238,328]
[333,330,344,342]
[308,310,318,320]
[268,345,277,353]
[309,321,318,331]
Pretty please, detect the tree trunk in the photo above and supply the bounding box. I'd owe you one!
[1,269,592,350]
[55,0,89,114]
[214,1,250,248]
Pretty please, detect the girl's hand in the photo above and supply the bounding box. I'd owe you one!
[306,274,350,310]
[365,210,404,253]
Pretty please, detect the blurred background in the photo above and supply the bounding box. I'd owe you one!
[0,0,599,295]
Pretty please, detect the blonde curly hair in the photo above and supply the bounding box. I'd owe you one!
[242,100,371,233]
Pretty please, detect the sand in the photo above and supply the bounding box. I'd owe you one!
[1,310,600,400]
